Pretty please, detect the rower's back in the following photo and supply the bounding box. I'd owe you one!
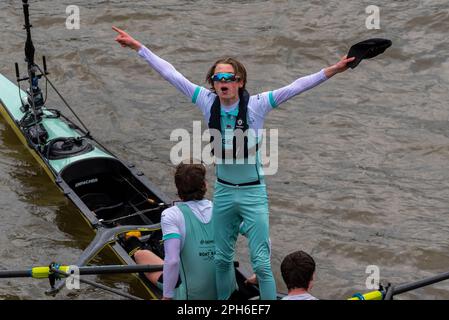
[161,161,217,300]
[163,200,216,300]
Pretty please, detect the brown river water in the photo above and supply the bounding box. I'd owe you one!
[1,0,449,299]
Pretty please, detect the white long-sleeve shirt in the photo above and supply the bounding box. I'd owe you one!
[137,45,328,127]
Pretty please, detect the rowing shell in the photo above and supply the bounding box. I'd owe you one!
[0,72,172,299]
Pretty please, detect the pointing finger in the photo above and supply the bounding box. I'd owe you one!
[112,26,126,35]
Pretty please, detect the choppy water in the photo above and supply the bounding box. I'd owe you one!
[1,0,449,299]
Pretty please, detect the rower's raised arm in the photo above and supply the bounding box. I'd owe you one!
[113,26,198,100]
[270,69,329,107]
[256,55,356,116]
[137,46,197,99]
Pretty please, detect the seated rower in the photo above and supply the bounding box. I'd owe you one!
[281,250,318,300]
[130,161,216,300]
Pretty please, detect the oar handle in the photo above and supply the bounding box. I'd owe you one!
[0,264,163,279]
[393,270,449,295]
[0,266,71,279]
[350,270,449,300]
[76,264,163,276]
[0,269,31,279]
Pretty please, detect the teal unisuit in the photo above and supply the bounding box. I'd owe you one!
[212,103,276,300]
[213,181,276,300]
[175,203,217,300]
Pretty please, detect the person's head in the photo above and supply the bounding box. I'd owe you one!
[206,58,247,102]
[281,250,316,291]
[174,160,207,201]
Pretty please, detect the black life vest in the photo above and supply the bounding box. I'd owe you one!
[208,90,258,159]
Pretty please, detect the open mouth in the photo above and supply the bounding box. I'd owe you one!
[221,87,229,94]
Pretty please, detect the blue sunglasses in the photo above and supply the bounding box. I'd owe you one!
[211,73,240,83]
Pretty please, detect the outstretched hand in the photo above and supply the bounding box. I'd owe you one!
[324,55,356,78]
[334,55,355,73]
[112,26,142,51]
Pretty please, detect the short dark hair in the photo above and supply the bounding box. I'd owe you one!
[174,161,206,201]
[205,57,247,94]
[280,250,316,290]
